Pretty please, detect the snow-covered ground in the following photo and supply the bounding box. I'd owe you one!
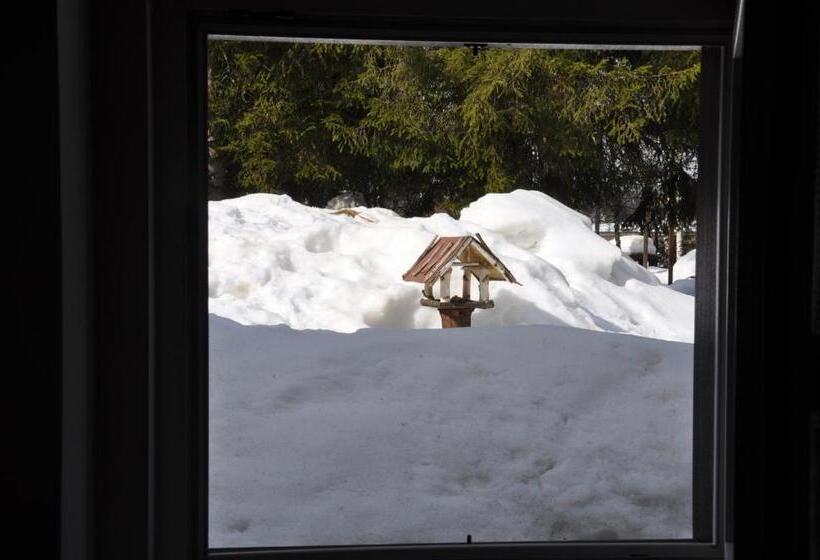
[209,190,694,342]
[210,317,692,546]
[208,189,696,547]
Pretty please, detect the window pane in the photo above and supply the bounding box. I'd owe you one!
[207,38,700,547]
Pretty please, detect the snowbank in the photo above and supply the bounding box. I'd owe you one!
[612,234,657,256]
[208,190,696,546]
[673,249,696,279]
[461,191,619,278]
[209,190,694,342]
[210,316,693,546]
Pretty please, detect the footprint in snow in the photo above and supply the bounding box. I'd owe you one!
[227,518,251,533]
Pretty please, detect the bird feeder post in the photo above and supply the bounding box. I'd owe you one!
[438,305,475,328]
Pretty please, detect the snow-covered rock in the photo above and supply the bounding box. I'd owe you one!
[326,190,366,209]
[209,189,694,342]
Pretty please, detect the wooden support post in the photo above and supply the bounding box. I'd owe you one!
[477,269,490,302]
[462,269,472,300]
[438,307,475,328]
[423,281,434,299]
[439,269,452,301]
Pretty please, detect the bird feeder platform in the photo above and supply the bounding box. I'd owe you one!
[420,296,494,328]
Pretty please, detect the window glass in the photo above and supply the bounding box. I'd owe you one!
[207,38,701,548]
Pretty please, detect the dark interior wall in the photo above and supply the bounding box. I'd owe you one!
[91,0,153,557]
[58,0,92,558]
[6,2,62,558]
[732,1,820,558]
[179,0,736,32]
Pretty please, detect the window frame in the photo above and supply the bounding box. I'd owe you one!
[146,6,737,560]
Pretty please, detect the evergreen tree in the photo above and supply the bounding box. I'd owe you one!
[207,40,700,230]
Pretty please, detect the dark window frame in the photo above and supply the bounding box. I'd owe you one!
[143,5,738,560]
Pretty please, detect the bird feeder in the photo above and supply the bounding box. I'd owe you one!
[402,234,520,328]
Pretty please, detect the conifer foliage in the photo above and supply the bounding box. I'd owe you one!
[208,40,699,228]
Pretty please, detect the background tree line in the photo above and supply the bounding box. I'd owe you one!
[208,41,699,279]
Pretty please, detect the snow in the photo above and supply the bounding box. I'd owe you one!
[650,266,696,296]
[667,278,696,296]
[209,190,693,342]
[612,234,657,256]
[649,266,668,284]
[210,316,693,546]
[673,249,697,279]
[208,189,696,547]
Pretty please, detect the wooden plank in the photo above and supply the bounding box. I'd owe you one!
[474,233,521,284]
[403,234,520,286]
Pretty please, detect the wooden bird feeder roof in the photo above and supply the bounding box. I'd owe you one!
[402,234,520,285]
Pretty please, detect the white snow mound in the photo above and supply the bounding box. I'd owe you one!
[673,249,697,279]
[209,189,693,342]
[613,234,658,256]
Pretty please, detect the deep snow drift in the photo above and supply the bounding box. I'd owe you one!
[210,316,693,546]
[673,249,697,280]
[208,189,695,547]
[612,234,657,256]
[209,190,694,342]
[650,250,697,295]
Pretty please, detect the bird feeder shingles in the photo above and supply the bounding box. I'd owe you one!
[402,235,518,286]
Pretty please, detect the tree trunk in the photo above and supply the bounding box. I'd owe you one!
[614,222,621,248]
[642,211,650,268]
[642,229,649,268]
[593,208,601,234]
[652,225,660,265]
[667,224,677,285]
